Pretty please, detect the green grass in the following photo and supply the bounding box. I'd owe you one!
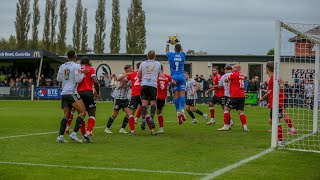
[0,100,319,180]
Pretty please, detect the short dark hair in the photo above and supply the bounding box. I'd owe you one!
[67,50,76,59]
[136,62,141,69]
[80,56,90,65]
[124,64,132,70]
[224,66,232,70]
[175,44,182,52]
[185,71,189,75]
[147,50,156,59]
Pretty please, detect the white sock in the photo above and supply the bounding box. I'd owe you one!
[243,125,248,129]
[71,132,77,136]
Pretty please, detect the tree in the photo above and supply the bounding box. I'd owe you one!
[57,0,67,55]
[126,0,146,54]
[15,0,31,49]
[81,8,88,53]
[186,49,208,55]
[43,0,51,51]
[50,0,58,52]
[94,0,106,54]
[8,35,17,50]
[30,0,40,49]
[73,0,83,53]
[110,0,120,54]
[267,48,274,55]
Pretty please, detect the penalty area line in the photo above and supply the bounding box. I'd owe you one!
[0,161,209,176]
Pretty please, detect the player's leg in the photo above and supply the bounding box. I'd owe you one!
[128,96,140,134]
[192,99,208,123]
[119,101,130,134]
[56,99,72,143]
[69,96,87,143]
[157,108,164,133]
[172,74,181,117]
[218,97,232,131]
[236,98,248,132]
[105,107,119,134]
[135,105,142,124]
[147,87,157,135]
[65,108,76,134]
[283,108,296,134]
[189,105,198,123]
[207,97,216,125]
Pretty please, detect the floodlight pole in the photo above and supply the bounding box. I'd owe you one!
[36,58,43,87]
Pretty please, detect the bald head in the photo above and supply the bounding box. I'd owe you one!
[232,64,241,72]
[147,50,156,60]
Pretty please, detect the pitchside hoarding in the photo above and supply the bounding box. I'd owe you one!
[36,88,61,99]
[0,50,43,59]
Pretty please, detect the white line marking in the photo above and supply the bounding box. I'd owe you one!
[0,126,106,140]
[0,161,208,176]
[201,132,315,180]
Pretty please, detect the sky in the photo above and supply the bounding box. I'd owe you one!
[0,0,318,55]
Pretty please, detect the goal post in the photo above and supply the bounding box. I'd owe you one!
[273,20,320,152]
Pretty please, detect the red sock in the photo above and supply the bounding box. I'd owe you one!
[223,111,230,125]
[240,114,247,125]
[158,115,164,128]
[87,117,95,132]
[146,116,152,130]
[67,113,74,126]
[278,125,283,141]
[209,107,214,119]
[284,116,293,129]
[129,116,135,131]
[136,106,142,119]
[80,121,86,136]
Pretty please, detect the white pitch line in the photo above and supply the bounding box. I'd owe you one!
[201,132,316,180]
[0,126,106,140]
[0,161,208,176]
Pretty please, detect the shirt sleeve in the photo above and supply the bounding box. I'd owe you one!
[228,73,235,81]
[56,66,63,82]
[168,75,173,83]
[218,76,224,87]
[91,68,96,78]
[75,65,84,83]
[166,52,172,58]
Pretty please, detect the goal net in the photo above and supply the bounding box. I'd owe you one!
[273,21,320,152]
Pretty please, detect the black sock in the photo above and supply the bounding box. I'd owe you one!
[73,115,85,133]
[59,117,68,135]
[107,116,114,128]
[150,105,156,119]
[142,106,147,119]
[187,110,195,119]
[195,109,204,115]
[121,116,129,128]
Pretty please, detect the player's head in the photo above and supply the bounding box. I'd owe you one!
[124,64,133,73]
[224,65,232,73]
[147,50,156,60]
[184,71,190,79]
[67,50,77,61]
[232,64,241,72]
[80,56,90,66]
[266,61,274,74]
[174,44,182,52]
[212,67,218,75]
[136,62,141,70]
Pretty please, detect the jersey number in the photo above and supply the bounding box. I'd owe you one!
[175,62,179,71]
[134,76,140,86]
[160,81,165,90]
[64,69,70,80]
[239,79,244,89]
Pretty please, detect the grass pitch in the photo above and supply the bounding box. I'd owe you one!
[0,100,319,180]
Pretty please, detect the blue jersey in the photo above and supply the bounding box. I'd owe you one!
[167,52,186,75]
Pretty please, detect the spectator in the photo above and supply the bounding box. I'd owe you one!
[284,81,291,98]
[104,73,112,87]
[45,78,52,87]
[195,74,202,83]
[109,74,117,88]
[98,74,106,87]
[39,74,45,86]
[305,80,313,108]
[244,76,249,92]
[248,77,258,92]
[255,75,260,89]
[0,71,6,84]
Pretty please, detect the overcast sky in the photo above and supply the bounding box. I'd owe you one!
[0,0,318,55]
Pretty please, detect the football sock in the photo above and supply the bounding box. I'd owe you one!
[240,113,247,125]
[146,116,153,130]
[278,125,283,141]
[209,107,215,119]
[80,120,86,136]
[195,109,203,115]
[135,106,142,119]
[107,116,115,128]
[128,115,135,132]
[141,105,147,120]
[59,117,68,135]
[87,116,95,132]
[224,111,231,125]
[284,116,293,129]
[150,105,156,119]
[180,96,185,111]
[174,98,180,112]
[67,112,74,126]
[121,116,129,128]
[158,114,164,128]
[73,115,85,133]
[187,110,195,119]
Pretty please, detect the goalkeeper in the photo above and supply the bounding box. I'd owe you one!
[166,37,187,124]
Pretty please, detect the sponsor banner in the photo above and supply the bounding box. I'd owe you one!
[0,87,11,95]
[292,69,315,79]
[0,50,43,59]
[36,88,61,99]
[245,92,258,105]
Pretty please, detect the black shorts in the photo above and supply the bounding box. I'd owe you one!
[114,99,129,111]
[128,95,141,110]
[223,96,231,108]
[79,90,96,110]
[157,99,166,110]
[226,97,245,111]
[61,94,81,109]
[186,99,196,106]
[211,96,224,107]
[269,109,284,119]
[141,86,157,101]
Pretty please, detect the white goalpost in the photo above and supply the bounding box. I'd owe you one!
[273,20,320,152]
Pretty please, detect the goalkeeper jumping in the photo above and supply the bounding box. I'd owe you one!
[166,37,187,124]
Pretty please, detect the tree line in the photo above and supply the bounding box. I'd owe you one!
[0,0,146,55]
